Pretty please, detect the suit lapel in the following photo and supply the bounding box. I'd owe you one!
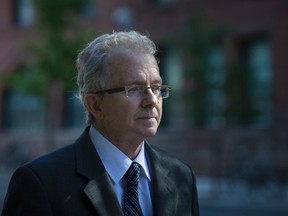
[75,127,123,216]
[145,144,178,216]
[84,173,123,216]
[74,128,179,216]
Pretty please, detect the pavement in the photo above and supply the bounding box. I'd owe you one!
[197,177,288,213]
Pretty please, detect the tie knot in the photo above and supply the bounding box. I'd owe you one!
[125,162,141,185]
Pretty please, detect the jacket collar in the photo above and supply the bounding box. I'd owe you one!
[75,127,178,216]
[75,126,124,216]
[145,143,178,216]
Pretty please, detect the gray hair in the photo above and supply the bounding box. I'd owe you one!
[76,30,157,125]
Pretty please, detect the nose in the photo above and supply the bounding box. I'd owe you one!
[141,88,159,107]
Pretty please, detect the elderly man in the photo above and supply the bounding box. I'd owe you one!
[2,31,199,216]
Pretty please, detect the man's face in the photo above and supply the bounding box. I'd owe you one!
[97,49,163,142]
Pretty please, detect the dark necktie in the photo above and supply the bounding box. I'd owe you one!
[123,162,143,216]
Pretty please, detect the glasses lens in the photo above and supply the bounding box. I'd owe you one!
[126,85,170,98]
[160,86,169,98]
[127,86,142,98]
[151,86,161,97]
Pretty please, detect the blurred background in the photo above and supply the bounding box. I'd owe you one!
[0,0,288,215]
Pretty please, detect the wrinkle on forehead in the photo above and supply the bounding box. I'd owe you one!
[105,49,161,86]
[126,70,162,86]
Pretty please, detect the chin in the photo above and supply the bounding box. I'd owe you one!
[140,127,158,138]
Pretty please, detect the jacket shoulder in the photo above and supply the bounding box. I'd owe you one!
[26,143,76,171]
[146,143,194,175]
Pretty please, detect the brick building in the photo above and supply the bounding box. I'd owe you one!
[0,0,288,186]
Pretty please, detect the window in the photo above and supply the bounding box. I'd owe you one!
[247,41,272,127]
[230,35,272,128]
[189,44,226,129]
[204,47,226,129]
[13,0,35,27]
[3,90,45,130]
[156,46,179,127]
[165,49,184,92]
[189,35,272,129]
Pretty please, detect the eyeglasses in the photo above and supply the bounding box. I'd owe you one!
[91,85,171,99]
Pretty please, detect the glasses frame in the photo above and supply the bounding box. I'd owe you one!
[91,85,171,99]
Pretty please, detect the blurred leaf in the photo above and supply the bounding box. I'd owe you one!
[35,0,84,29]
[6,66,48,98]
[3,0,98,108]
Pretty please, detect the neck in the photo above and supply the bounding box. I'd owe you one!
[93,124,144,160]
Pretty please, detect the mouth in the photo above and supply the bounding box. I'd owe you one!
[138,116,157,120]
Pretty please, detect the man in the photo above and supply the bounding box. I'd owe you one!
[2,31,199,216]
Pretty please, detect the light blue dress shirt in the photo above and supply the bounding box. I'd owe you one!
[89,126,153,216]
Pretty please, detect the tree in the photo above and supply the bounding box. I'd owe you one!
[3,0,96,150]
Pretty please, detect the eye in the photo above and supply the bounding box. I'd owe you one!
[127,86,143,97]
[151,86,161,94]
[129,86,141,92]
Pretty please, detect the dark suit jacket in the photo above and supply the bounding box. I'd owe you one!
[1,127,199,216]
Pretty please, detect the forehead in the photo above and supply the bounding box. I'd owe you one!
[106,49,162,85]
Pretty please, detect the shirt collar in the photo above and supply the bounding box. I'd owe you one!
[89,126,151,184]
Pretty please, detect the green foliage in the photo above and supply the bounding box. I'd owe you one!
[6,66,48,98]
[31,31,83,92]
[35,0,84,29]
[32,0,87,93]
[4,0,98,100]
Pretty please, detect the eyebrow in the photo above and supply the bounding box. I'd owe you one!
[126,79,163,86]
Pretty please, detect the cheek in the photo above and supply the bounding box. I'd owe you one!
[156,103,163,123]
[106,100,137,123]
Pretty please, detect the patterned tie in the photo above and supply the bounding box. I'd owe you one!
[123,162,143,216]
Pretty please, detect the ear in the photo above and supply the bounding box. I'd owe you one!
[84,94,104,119]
